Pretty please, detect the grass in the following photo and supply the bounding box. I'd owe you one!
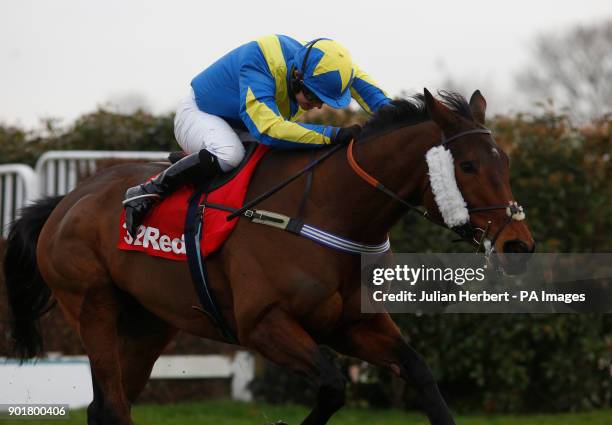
[1,400,610,424]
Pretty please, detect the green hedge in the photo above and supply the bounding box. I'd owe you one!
[0,109,175,166]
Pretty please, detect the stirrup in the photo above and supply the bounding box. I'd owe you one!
[122,193,162,206]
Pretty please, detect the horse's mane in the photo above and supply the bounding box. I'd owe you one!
[361,91,473,138]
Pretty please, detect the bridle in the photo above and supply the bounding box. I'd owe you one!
[347,127,526,256]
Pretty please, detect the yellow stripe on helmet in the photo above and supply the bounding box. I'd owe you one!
[311,39,354,92]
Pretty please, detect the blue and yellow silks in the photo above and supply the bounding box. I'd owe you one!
[191,35,391,149]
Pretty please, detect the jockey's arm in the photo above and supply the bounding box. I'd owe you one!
[239,63,338,149]
[350,64,392,114]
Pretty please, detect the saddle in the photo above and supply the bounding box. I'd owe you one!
[118,141,269,260]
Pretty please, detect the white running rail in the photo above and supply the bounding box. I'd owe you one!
[35,151,168,197]
[0,164,39,238]
[0,151,168,237]
[0,352,255,408]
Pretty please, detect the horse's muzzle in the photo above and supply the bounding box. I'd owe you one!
[499,239,535,275]
[503,239,535,254]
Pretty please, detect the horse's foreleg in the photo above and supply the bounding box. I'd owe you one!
[247,308,346,425]
[79,286,132,425]
[330,314,456,425]
[117,297,177,403]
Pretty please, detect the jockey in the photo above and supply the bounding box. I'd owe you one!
[123,34,392,237]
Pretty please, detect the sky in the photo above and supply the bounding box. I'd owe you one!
[1,0,611,129]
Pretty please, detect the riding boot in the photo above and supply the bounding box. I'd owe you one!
[123,149,221,237]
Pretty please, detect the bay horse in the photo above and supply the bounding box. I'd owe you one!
[4,89,533,425]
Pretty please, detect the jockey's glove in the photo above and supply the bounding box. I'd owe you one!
[332,124,362,145]
[378,103,398,114]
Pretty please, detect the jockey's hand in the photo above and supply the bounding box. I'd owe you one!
[332,124,362,145]
[378,103,397,114]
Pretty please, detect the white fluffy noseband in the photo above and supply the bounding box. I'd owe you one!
[425,146,470,227]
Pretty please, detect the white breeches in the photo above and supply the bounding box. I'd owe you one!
[174,88,245,172]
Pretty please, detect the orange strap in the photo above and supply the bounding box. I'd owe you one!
[347,139,380,188]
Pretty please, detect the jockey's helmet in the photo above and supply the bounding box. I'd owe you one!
[293,38,355,109]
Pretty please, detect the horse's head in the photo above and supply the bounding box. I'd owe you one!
[421,89,535,273]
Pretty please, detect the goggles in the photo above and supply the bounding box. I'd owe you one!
[302,85,322,104]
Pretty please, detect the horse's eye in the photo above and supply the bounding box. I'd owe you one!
[460,161,478,174]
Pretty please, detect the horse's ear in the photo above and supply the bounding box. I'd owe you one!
[469,90,487,124]
[423,88,461,131]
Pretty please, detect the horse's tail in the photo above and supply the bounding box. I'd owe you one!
[3,196,64,361]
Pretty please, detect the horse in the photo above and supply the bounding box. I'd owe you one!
[3,89,534,425]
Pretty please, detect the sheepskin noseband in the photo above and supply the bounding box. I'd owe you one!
[425,146,470,227]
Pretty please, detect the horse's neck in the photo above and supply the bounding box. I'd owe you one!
[313,121,439,243]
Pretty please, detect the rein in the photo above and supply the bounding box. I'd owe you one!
[347,142,429,217]
[219,142,390,254]
[226,143,345,220]
[347,127,526,255]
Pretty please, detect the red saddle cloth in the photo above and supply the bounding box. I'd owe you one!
[118,145,269,261]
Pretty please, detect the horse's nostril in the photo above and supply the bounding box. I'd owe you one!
[503,239,530,254]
